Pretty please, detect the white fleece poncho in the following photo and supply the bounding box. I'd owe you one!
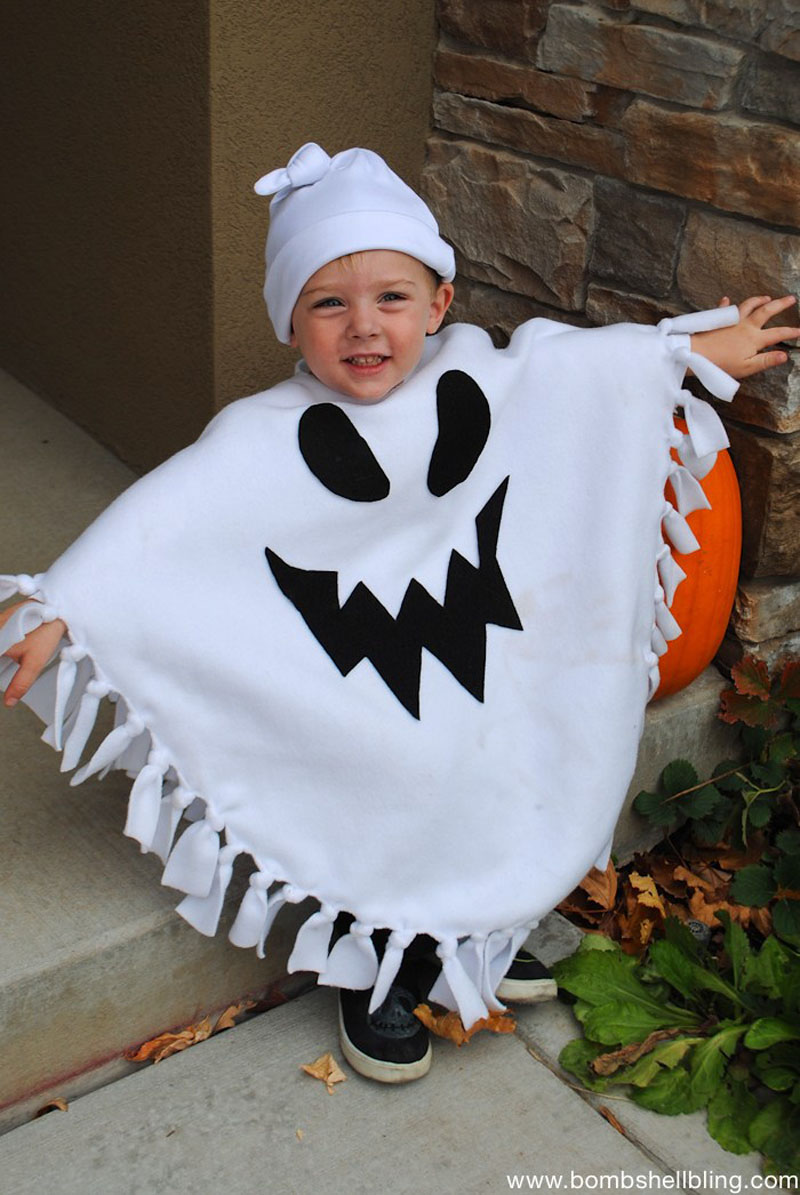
[0,307,738,1027]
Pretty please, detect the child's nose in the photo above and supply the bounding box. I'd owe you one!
[346,302,379,338]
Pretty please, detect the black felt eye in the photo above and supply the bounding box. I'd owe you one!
[427,371,491,497]
[299,403,390,502]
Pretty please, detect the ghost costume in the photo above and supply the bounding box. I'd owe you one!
[0,300,739,1028]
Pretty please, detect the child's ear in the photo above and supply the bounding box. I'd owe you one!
[427,282,455,334]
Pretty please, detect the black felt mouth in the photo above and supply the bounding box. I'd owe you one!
[265,478,523,719]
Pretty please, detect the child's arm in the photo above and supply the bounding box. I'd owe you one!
[0,602,67,708]
[689,295,799,378]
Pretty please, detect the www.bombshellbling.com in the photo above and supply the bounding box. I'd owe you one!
[504,1173,799,1192]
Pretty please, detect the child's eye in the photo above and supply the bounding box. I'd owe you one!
[380,292,406,303]
[314,297,343,309]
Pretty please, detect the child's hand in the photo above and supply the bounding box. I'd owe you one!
[0,601,67,708]
[690,295,799,378]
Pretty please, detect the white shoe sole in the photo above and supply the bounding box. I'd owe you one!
[338,1005,433,1084]
[495,976,558,1004]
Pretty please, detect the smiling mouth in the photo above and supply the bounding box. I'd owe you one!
[265,477,523,719]
[344,355,388,367]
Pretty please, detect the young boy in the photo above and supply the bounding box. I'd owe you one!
[1,143,797,1085]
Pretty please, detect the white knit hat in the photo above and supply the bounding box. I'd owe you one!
[254,142,456,344]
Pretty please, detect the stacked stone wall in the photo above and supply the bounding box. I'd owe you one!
[421,0,800,671]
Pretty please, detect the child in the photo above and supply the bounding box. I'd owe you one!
[1,143,797,1085]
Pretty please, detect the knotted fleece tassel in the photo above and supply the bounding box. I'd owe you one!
[453,934,507,1014]
[287,903,338,974]
[61,677,111,772]
[49,644,87,750]
[123,748,172,849]
[177,844,239,936]
[656,544,686,608]
[668,465,711,519]
[486,925,534,1004]
[71,711,146,786]
[319,922,380,990]
[228,870,274,955]
[431,938,489,1029]
[161,811,224,898]
[151,785,196,864]
[662,500,700,556]
[368,929,416,1013]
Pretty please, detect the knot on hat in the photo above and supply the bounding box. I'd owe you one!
[253,142,331,197]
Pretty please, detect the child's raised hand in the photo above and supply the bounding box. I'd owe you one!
[0,602,67,708]
[690,295,799,379]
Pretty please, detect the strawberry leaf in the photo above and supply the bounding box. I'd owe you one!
[662,759,698,796]
[719,689,781,729]
[730,864,777,908]
[732,655,771,699]
[776,660,800,702]
[634,788,678,827]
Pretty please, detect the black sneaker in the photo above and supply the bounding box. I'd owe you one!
[495,950,558,1004]
[339,984,432,1083]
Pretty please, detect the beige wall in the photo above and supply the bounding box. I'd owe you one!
[0,1,214,472]
[1,1,436,471]
[209,0,438,410]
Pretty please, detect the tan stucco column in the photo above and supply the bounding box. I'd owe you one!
[0,0,436,472]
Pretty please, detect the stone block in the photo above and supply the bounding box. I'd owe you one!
[725,422,800,577]
[437,0,549,59]
[585,283,681,327]
[537,4,745,109]
[432,90,625,178]
[590,177,685,297]
[422,135,594,310]
[677,210,800,311]
[434,47,600,121]
[714,356,800,436]
[447,276,586,346]
[718,629,800,674]
[620,100,800,225]
[758,0,800,63]
[627,0,770,45]
[741,52,800,126]
[732,577,800,642]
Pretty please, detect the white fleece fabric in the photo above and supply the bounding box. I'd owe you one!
[0,307,738,1027]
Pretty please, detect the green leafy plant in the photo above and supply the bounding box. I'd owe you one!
[553,917,800,1175]
[633,657,800,946]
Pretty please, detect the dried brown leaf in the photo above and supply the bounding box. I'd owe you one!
[577,861,618,910]
[628,873,667,913]
[598,1106,627,1135]
[413,1003,516,1046]
[300,1051,347,1094]
[124,1017,214,1064]
[591,1028,684,1077]
[213,1000,255,1032]
[642,855,688,899]
[34,1097,68,1117]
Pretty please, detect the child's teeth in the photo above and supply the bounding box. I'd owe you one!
[350,356,383,365]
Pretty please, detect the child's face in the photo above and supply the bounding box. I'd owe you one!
[290,250,454,401]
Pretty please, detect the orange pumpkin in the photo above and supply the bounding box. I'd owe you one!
[653,416,741,700]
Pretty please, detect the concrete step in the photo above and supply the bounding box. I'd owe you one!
[0,369,738,1132]
[0,915,760,1195]
[0,372,310,1130]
